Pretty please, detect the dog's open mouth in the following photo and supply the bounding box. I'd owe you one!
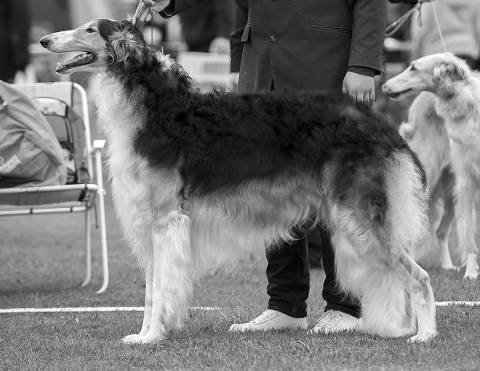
[56,52,97,73]
[387,88,412,100]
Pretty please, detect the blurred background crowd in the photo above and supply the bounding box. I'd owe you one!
[1,0,480,126]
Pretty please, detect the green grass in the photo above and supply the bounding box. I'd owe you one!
[1,189,480,370]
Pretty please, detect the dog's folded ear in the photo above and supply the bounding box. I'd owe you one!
[97,19,147,67]
[433,61,465,96]
[109,32,145,63]
[433,61,465,82]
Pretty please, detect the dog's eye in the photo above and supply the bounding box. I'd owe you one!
[86,27,95,33]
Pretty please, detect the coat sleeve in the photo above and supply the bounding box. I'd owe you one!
[163,0,205,15]
[212,0,235,39]
[348,0,386,75]
[230,0,248,73]
[163,0,233,38]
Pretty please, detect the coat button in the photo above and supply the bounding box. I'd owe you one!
[270,35,277,43]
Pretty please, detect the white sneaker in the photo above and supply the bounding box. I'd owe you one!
[308,310,363,334]
[229,310,308,332]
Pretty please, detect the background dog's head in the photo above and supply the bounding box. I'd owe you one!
[382,53,471,100]
[40,18,150,74]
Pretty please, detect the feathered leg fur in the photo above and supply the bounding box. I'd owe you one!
[329,151,436,341]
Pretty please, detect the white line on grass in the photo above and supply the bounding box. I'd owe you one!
[0,306,221,314]
[435,301,480,307]
[0,302,479,314]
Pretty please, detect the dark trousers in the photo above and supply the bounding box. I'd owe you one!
[266,224,361,319]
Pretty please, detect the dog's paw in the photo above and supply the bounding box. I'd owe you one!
[122,334,146,344]
[408,330,438,343]
[123,333,165,344]
[138,333,165,344]
[462,273,478,280]
[441,264,460,272]
[463,255,479,280]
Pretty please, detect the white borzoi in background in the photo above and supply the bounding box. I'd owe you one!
[40,18,437,343]
[383,52,480,280]
[398,91,457,270]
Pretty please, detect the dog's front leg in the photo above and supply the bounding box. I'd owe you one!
[451,152,479,280]
[455,185,479,280]
[123,267,153,343]
[127,210,194,344]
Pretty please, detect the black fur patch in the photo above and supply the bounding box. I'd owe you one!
[104,19,426,203]
[135,89,414,197]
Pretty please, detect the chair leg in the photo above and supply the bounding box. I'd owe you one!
[95,149,109,294]
[81,209,92,287]
[96,203,109,294]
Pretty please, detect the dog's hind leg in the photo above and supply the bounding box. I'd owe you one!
[331,230,417,338]
[332,216,436,342]
[124,210,194,343]
[330,150,436,340]
[437,189,457,270]
[396,254,438,342]
[425,170,457,270]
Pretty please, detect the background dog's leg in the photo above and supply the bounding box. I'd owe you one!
[452,164,479,279]
[398,254,438,342]
[437,192,457,270]
[140,210,193,343]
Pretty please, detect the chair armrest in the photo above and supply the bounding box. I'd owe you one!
[93,140,106,151]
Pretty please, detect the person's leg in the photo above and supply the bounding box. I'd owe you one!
[309,224,363,334]
[320,225,361,316]
[229,237,309,332]
[306,228,323,269]
[266,236,309,317]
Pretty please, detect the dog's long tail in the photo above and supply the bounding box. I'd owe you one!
[330,148,434,338]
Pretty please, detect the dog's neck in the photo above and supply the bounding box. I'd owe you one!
[435,82,477,123]
[106,47,192,124]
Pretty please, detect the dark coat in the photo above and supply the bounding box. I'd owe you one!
[171,0,386,93]
[231,0,386,93]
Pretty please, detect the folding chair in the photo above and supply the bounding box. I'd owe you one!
[0,82,109,293]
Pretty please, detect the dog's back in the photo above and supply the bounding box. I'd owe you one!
[134,89,422,195]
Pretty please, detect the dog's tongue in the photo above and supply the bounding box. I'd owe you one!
[56,52,96,72]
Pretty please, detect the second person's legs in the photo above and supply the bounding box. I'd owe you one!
[229,237,309,331]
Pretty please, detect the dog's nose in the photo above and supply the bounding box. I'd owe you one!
[39,36,50,48]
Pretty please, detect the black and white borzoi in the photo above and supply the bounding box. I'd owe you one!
[40,18,437,343]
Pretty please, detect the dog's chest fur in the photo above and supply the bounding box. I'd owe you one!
[95,77,155,236]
